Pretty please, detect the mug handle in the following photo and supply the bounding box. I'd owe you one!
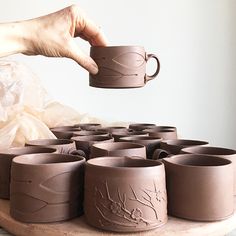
[145,54,160,83]
[152,149,170,160]
[70,148,87,158]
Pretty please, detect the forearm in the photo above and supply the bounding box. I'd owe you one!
[0,21,29,57]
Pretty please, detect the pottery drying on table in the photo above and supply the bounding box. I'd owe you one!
[84,156,167,232]
[163,154,234,221]
[10,153,85,223]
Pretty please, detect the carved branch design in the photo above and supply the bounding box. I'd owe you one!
[94,179,166,228]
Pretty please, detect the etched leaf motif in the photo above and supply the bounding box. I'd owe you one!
[40,172,72,192]
[11,193,47,213]
[112,52,145,68]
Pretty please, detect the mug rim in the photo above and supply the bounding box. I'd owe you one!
[0,146,57,156]
[12,153,85,166]
[182,146,236,156]
[26,139,74,146]
[86,156,162,170]
[164,154,232,168]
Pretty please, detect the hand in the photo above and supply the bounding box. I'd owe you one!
[0,5,108,74]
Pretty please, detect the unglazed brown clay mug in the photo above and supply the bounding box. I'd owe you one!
[181,146,236,195]
[84,156,167,232]
[74,123,102,131]
[73,130,110,137]
[119,136,162,159]
[25,139,84,156]
[0,147,56,199]
[144,126,177,140]
[90,142,146,159]
[71,135,114,159]
[129,123,156,131]
[163,154,234,221]
[89,46,160,88]
[10,153,85,223]
[152,139,209,160]
[112,130,148,142]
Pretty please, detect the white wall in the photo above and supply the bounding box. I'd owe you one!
[0,0,235,148]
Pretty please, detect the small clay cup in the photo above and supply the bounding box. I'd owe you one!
[73,130,110,138]
[50,126,81,139]
[0,147,56,199]
[90,142,146,159]
[163,154,234,221]
[152,139,209,160]
[181,146,236,195]
[89,46,160,89]
[119,136,162,159]
[74,123,102,131]
[71,136,114,159]
[26,139,79,155]
[144,126,177,140]
[84,156,167,232]
[97,126,128,134]
[112,130,148,142]
[10,153,85,223]
[129,123,156,131]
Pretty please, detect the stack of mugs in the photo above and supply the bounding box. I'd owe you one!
[0,122,235,233]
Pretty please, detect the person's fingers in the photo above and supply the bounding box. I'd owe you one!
[66,39,98,74]
[75,14,108,46]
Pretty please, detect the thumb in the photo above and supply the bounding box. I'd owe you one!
[67,40,98,74]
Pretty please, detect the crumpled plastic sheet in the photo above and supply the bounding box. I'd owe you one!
[0,60,110,149]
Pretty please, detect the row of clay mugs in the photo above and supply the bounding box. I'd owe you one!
[50,122,236,198]
[51,123,236,224]
[1,123,234,231]
[2,145,167,232]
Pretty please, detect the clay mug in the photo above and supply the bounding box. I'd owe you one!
[73,130,110,138]
[119,136,162,159]
[74,123,102,131]
[26,139,85,157]
[129,123,156,131]
[163,154,234,221]
[152,139,209,160]
[84,156,167,232]
[0,146,56,199]
[71,135,114,159]
[90,142,146,159]
[10,153,85,223]
[50,126,81,139]
[89,46,160,88]
[144,126,177,140]
[112,130,148,142]
[181,146,236,195]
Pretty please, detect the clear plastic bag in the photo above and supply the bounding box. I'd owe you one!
[0,60,105,148]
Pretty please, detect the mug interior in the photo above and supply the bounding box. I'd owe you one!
[72,135,112,142]
[168,154,231,167]
[92,142,144,151]
[73,131,108,136]
[0,147,56,156]
[182,146,236,155]
[87,156,161,168]
[27,139,74,146]
[13,153,84,165]
[121,136,161,141]
[166,139,208,147]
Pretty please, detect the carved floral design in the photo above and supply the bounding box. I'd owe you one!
[94,180,166,229]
